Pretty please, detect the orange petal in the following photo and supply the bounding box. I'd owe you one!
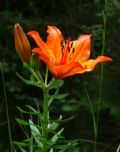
[28,31,55,62]
[46,26,64,63]
[32,48,51,65]
[83,56,112,72]
[48,62,87,79]
[71,34,92,62]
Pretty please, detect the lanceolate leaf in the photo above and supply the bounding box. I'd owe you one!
[29,119,43,148]
[16,118,30,126]
[17,106,43,117]
[16,72,42,88]
[13,141,28,147]
[51,128,64,144]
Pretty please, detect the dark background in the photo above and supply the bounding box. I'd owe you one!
[0,0,120,151]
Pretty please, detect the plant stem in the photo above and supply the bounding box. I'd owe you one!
[42,87,49,152]
[96,0,107,151]
[0,63,13,152]
[45,66,48,86]
[42,66,49,152]
[84,88,97,152]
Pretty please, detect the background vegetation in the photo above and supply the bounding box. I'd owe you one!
[0,0,120,151]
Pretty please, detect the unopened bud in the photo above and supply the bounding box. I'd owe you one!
[14,23,31,63]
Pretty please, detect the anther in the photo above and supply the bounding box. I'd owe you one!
[61,40,63,47]
[71,42,73,48]
[68,47,70,52]
[62,46,64,51]
[72,48,75,53]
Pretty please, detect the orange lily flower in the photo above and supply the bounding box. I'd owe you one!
[28,26,112,78]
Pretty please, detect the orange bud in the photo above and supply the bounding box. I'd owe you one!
[14,23,31,63]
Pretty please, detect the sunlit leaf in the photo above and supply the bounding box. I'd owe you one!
[51,128,64,144]
[16,118,29,126]
[29,119,43,148]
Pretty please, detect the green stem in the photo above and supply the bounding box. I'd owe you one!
[84,88,97,152]
[42,66,49,152]
[96,0,107,151]
[42,87,49,152]
[97,0,107,138]
[45,66,48,86]
[0,63,13,152]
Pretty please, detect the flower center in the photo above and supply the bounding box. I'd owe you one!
[60,38,74,64]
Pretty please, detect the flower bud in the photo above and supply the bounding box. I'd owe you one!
[14,23,31,63]
[30,53,41,70]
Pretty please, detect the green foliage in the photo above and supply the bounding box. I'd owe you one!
[13,105,78,151]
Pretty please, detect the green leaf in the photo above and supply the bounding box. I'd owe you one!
[26,105,43,118]
[48,122,59,131]
[26,105,38,112]
[54,140,78,150]
[23,137,33,143]
[19,146,26,152]
[29,119,41,136]
[49,148,53,152]
[29,119,43,148]
[17,106,43,117]
[54,115,76,123]
[13,141,28,147]
[16,72,41,88]
[50,79,64,89]
[16,118,29,126]
[49,115,63,131]
[51,128,64,144]
[50,93,69,100]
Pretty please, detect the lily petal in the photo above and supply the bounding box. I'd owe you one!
[83,56,112,72]
[46,26,64,63]
[32,48,51,65]
[28,31,55,62]
[48,62,87,78]
[71,35,92,62]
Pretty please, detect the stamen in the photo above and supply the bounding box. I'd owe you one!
[62,45,64,51]
[71,42,73,48]
[64,40,67,44]
[60,38,71,64]
[61,40,63,47]
[68,47,70,52]
[72,48,75,53]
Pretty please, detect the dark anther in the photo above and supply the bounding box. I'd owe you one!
[72,48,75,53]
[71,42,73,48]
[62,46,64,51]
[61,40,63,47]
[68,47,70,52]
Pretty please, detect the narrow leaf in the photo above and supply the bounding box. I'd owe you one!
[16,72,41,88]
